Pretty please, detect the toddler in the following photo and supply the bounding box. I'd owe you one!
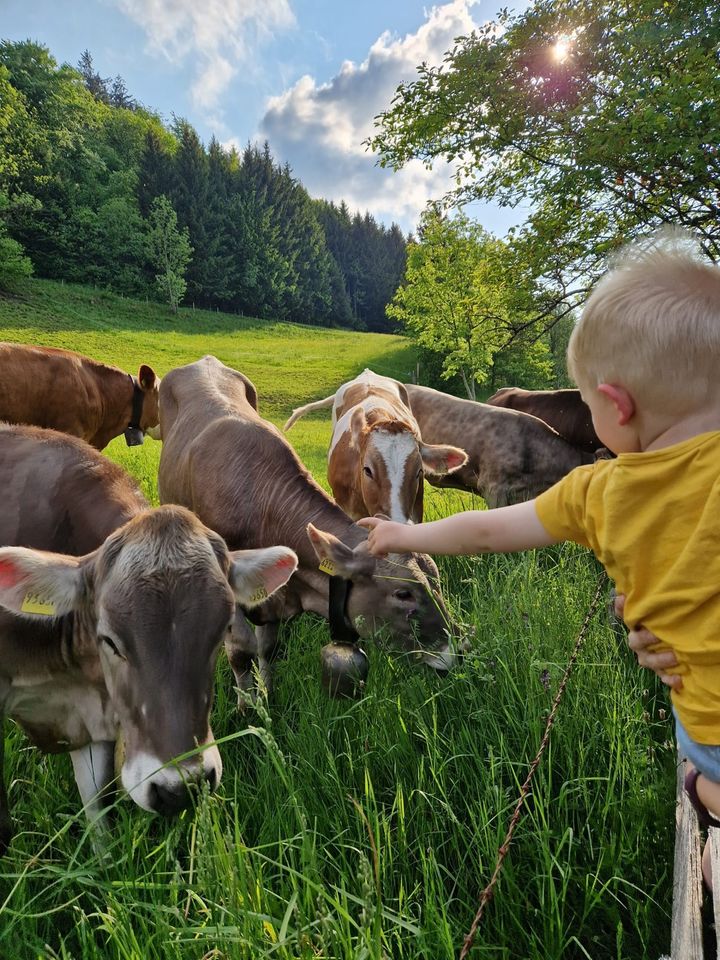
[360,234,720,881]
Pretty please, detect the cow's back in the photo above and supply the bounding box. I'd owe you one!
[158,356,282,546]
[158,357,337,560]
[487,386,600,452]
[405,384,592,506]
[158,357,260,509]
[0,423,146,554]
[0,343,105,440]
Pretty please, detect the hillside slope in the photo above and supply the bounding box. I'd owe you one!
[0,278,418,496]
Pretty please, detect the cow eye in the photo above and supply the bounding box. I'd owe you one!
[363,466,373,479]
[393,589,414,602]
[99,634,126,660]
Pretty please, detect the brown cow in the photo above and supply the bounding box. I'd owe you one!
[0,342,160,449]
[487,386,602,454]
[404,384,595,507]
[158,357,458,703]
[284,369,467,523]
[0,424,297,848]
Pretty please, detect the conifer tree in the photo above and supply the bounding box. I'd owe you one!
[171,120,210,303]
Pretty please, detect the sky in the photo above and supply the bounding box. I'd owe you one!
[2,0,530,236]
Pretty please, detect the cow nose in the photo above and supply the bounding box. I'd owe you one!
[205,765,218,792]
[150,780,193,816]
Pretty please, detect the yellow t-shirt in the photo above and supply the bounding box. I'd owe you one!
[535,431,720,745]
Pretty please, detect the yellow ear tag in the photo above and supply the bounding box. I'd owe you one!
[21,593,57,616]
[249,586,268,603]
[319,558,336,575]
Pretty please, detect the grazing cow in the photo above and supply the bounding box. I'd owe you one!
[0,424,297,849]
[284,369,467,523]
[158,357,458,702]
[404,384,595,507]
[0,342,161,449]
[487,386,602,454]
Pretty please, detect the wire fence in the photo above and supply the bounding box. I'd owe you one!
[459,575,607,959]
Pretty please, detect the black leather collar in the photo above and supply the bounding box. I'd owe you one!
[328,575,359,644]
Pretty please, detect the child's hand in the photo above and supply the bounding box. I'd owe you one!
[357,517,410,556]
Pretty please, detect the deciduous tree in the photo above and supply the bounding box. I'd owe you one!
[145,195,192,313]
[372,0,720,320]
[389,210,531,399]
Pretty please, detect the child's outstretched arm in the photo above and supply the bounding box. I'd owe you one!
[358,500,560,557]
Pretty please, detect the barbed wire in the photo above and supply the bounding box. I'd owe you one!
[459,575,607,959]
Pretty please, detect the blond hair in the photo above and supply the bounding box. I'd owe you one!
[568,232,720,415]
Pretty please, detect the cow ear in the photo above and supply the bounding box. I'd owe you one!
[306,523,375,579]
[228,546,298,608]
[0,547,86,619]
[349,407,367,449]
[420,443,468,477]
[138,364,157,391]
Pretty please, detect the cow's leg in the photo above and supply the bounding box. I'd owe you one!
[225,610,259,709]
[0,717,12,854]
[70,740,115,827]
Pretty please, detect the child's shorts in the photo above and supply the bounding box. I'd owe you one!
[674,709,720,783]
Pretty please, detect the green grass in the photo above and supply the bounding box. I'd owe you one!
[0,280,675,959]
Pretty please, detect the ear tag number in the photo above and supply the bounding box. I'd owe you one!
[249,586,268,603]
[21,593,57,616]
[319,558,336,575]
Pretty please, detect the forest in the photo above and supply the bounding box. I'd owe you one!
[0,41,406,331]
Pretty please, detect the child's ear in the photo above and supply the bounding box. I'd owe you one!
[597,383,635,425]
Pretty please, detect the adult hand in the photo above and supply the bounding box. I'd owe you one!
[614,593,683,691]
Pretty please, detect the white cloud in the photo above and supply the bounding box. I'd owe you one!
[116,0,295,110]
[258,0,483,233]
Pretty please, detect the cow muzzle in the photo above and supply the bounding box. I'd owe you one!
[120,742,223,814]
[123,425,145,446]
[421,641,456,672]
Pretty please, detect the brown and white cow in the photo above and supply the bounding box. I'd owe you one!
[0,342,161,449]
[158,357,458,702]
[0,424,297,849]
[486,386,602,454]
[284,369,467,523]
[404,384,595,507]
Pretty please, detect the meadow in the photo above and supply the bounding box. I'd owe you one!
[0,281,675,959]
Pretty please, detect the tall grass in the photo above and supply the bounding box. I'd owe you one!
[0,281,674,958]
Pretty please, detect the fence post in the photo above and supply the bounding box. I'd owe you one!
[670,752,704,959]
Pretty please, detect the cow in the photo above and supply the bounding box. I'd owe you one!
[284,369,467,523]
[157,357,458,703]
[0,342,161,449]
[0,424,297,850]
[486,386,602,454]
[404,383,595,508]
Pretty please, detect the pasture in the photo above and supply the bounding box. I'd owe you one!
[0,280,674,959]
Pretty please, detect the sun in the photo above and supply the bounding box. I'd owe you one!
[552,37,570,63]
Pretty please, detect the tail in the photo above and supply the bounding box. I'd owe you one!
[283,393,336,431]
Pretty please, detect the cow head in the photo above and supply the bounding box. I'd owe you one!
[350,409,467,524]
[0,507,297,815]
[137,364,161,436]
[307,523,456,670]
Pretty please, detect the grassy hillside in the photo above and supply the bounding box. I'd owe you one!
[0,278,422,501]
[0,280,675,959]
